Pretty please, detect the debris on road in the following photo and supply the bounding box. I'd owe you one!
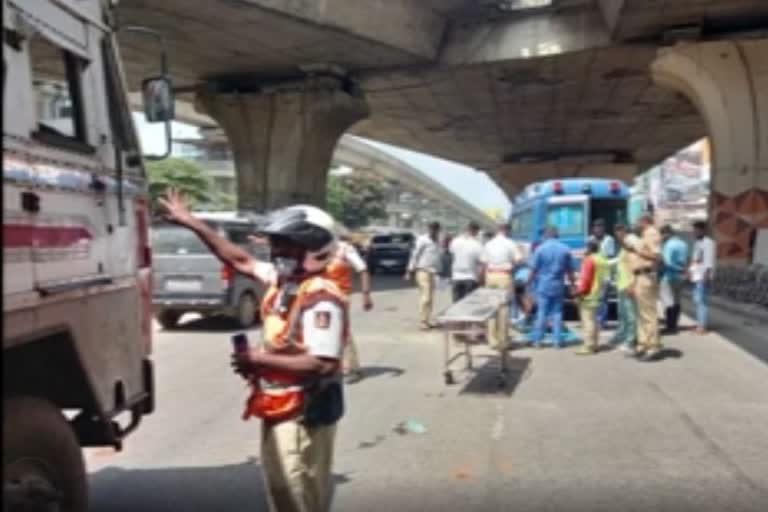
[394,419,427,435]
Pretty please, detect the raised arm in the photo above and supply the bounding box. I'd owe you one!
[159,188,258,279]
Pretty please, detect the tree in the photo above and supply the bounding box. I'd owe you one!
[326,173,387,228]
[146,158,213,213]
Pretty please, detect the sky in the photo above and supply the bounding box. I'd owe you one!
[135,114,512,215]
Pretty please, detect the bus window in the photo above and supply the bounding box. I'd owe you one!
[546,203,585,237]
[590,198,627,233]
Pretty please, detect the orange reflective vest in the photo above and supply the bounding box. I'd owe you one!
[324,245,354,296]
[242,275,349,423]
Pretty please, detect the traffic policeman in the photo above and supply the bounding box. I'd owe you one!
[161,189,347,512]
[625,215,663,361]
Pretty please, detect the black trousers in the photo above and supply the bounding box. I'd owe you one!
[452,279,479,303]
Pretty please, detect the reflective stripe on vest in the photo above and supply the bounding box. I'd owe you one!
[583,254,610,307]
[325,254,354,296]
[242,275,349,422]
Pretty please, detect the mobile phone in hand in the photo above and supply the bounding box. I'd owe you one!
[231,333,249,353]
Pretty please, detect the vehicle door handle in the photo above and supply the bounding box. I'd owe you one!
[21,191,41,213]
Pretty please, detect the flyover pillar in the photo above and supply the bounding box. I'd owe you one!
[196,77,369,211]
[652,40,768,263]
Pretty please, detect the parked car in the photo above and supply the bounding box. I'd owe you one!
[151,213,268,329]
[366,232,415,274]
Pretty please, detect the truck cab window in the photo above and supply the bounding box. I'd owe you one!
[29,34,88,148]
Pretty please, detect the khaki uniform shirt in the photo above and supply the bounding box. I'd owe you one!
[627,226,662,275]
[641,226,662,264]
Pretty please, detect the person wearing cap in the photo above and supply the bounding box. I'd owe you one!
[405,221,443,330]
[625,214,663,361]
[481,223,523,350]
[325,230,373,382]
[161,189,347,512]
[660,224,689,334]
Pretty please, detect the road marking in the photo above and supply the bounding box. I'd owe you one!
[490,402,504,441]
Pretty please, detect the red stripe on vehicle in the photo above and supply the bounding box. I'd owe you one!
[4,224,92,248]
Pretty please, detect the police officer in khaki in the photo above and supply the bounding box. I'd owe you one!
[624,215,663,361]
[161,189,347,512]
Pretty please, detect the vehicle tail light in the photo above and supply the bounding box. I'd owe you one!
[553,181,563,194]
[221,264,234,284]
[610,181,621,194]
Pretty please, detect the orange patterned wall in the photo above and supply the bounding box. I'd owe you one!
[712,188,768,261]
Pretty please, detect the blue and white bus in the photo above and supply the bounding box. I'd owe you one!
[509,178,630,319]
[509,178,630,262]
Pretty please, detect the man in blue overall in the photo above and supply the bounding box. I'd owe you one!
[527,226,576,348]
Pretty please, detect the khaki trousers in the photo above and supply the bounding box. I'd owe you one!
[579,303,599,350]
[485,272,511,349]
[261,420,337,512]
[415,270,435,326]
[634,274,662,352]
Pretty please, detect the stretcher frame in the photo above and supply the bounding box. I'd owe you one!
[435,288,512,387]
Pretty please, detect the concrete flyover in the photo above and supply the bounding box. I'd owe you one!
[332,136,497,231]
[117,0,768,262]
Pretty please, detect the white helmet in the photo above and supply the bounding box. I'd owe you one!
[257,205,337,273]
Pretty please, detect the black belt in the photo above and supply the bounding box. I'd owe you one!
[634,267,656,276]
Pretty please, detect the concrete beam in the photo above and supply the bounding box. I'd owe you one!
[242,0,446,61]
[440,7,610,65]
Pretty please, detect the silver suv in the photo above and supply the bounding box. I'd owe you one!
[151,213,268,329]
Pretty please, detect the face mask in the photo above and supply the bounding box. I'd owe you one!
[273,256,299,278]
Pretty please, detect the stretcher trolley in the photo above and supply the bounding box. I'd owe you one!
[435,288,511,387]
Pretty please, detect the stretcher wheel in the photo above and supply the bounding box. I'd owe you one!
[444,371,454,385]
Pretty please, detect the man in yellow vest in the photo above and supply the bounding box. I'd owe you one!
[573,240,610,355]
[160,189,347,512]
[609,224,639,355]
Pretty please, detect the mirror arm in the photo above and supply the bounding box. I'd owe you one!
[119,26,167,74]
[120,25,172,161]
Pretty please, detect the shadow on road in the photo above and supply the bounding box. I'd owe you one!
[367,274,415,293]
[90,463,268,512]
[90,463,352,512]
[347,366,406,385]
[459,356,532,396]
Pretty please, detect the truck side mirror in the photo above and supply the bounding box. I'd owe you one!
[142,76,175,123]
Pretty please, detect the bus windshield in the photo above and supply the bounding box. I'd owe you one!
[546,202,586,237]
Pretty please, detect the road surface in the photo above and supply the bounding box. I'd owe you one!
[88,276,768,512]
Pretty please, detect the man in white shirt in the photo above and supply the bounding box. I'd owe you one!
[690,220,716,334]
[405,222,442,330]
[482,223,523,349]
[449,222,484,302]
